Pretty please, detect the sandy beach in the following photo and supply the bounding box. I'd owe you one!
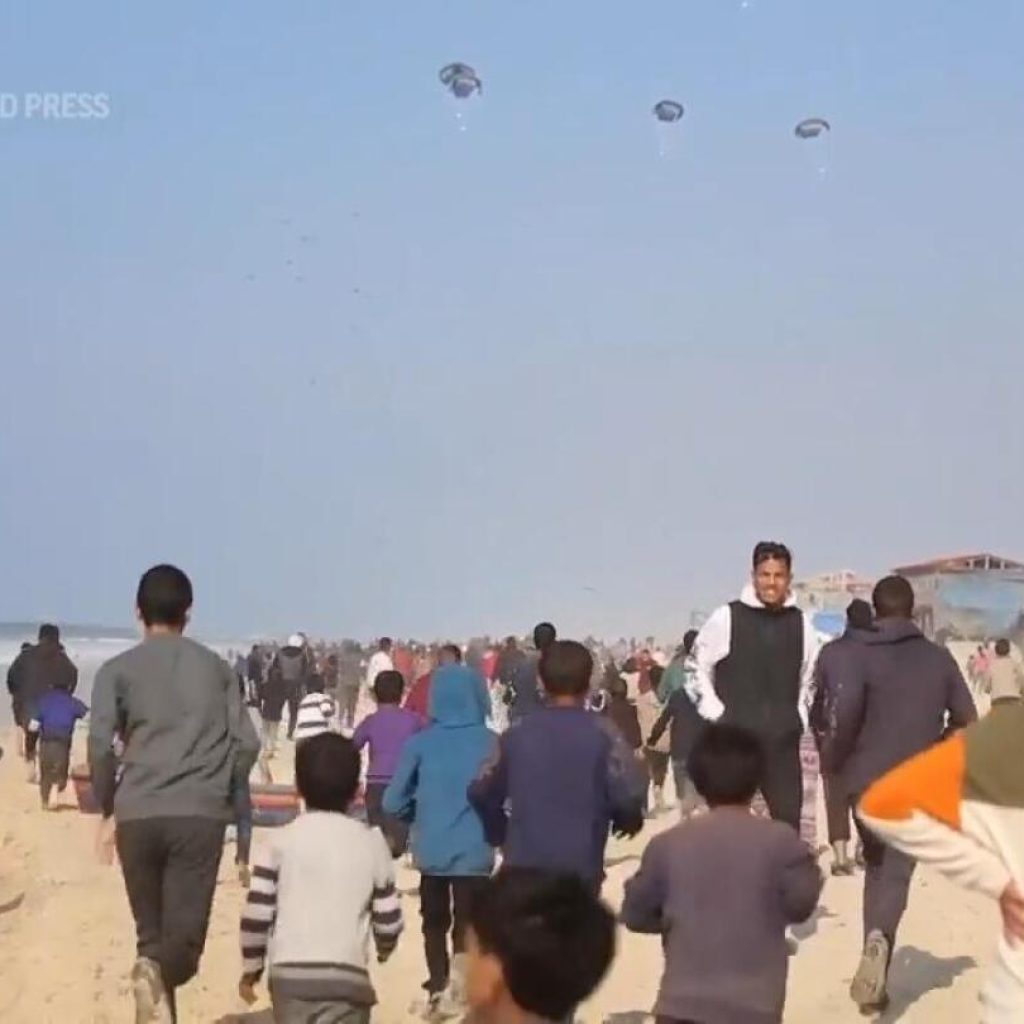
[0,721,996,1024]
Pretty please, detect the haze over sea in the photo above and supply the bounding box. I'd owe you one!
[0,623,243,726]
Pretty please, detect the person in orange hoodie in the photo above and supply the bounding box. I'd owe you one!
[859,699,1024,1023]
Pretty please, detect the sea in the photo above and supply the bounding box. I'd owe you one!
[0,623,245,727]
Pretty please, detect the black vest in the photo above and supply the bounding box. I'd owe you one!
[714,601,804,740]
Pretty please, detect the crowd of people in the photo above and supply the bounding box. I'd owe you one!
[6,542,1024,1024]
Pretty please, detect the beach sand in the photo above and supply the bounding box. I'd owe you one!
[0,726,995,1024]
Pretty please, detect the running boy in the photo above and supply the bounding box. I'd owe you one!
[463,868,617,1024]
[32,680,88,809]
[292,675,337,743]
[384,664,497,1017]
[622,723,822,1023]
[353,669,421,857]
[469,639,647,891]
[239,733,403,1023]
[88,564,261,1023]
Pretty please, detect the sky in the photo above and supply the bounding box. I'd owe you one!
[1,1,1023,640]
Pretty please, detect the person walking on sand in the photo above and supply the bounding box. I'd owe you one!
[821,574,977,1014]
[810,598,876,877]
[88,565,260,1024]
[986,639,1024,706]
[622,723,822,1024]
[7,624,78,781]
[384,665,497,1019]
[692,542,820,832]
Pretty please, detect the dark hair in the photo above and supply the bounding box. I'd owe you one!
[136,565,193,628]
[38,623,60,643]
[752,541,792,571]
[687,723,764,807]
[379,637,393,652]
[533,622,557,652]
[682,629,699,656]
[306,675,325,694]
[872,575,915,620]
[295,733,361,813]
[374,669,405,704]
[539,640,593,698]
[996,638,1011,657]
[440,643,463,665]
[469,868,616,1021]
[846,599,874,631]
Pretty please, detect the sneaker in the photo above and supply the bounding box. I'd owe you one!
[421,991,461,1022]
[131,957,173,1024]
[850,930,891,1014]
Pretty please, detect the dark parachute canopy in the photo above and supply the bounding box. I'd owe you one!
[794,117,830,140]
[653,100,684,123]
[439,62,482,99]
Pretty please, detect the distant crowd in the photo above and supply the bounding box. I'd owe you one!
[6,543,1024,1024]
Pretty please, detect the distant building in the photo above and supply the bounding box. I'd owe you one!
[892,553,1024,641]
[793,570,876,613]
[793,570,877,639]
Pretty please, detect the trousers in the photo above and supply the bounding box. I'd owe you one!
[758,735,803,832]
[822,772,852,844]
[116,816,226,1018]
[420,875,489,994]
[855,800,916,945]
[363,782,409,858]
[269,987,371,1024]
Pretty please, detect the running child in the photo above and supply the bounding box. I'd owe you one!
[622,723,822,1023]
[239,733,403,1023]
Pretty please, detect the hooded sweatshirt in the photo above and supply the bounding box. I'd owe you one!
[693,585,819,737]
[825,619,976,796]
[859,703,1024,1023]
[383,666,496,876]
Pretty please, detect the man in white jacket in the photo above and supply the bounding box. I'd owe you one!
[692,541,819,831]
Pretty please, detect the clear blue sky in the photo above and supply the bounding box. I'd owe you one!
[2,2,1023,640]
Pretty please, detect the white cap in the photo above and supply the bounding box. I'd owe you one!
[287,634,305,648]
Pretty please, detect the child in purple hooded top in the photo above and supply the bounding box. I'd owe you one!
[353,670,421,856]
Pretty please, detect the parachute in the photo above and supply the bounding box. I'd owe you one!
[439,62,482,99]
[652,100,684,124]
[794,117,831,140]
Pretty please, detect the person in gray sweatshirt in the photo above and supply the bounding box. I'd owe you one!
[88,564,260,1024]
[622,723,822,1024]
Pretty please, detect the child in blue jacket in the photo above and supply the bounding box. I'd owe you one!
[384,665,497,1017]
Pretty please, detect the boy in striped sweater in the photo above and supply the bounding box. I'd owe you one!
[239,733,403,1023]
[859,701,1024,1023]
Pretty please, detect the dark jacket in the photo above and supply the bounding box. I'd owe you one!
[7,640,78,723]
[508,652,544,721]
[808,627,874,774]
[274,645,307,691]
[622,809,822,1024]
[650,682,706,762]
[824,619,977,796]
[467,705,647,887]
[608,695,643,751]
